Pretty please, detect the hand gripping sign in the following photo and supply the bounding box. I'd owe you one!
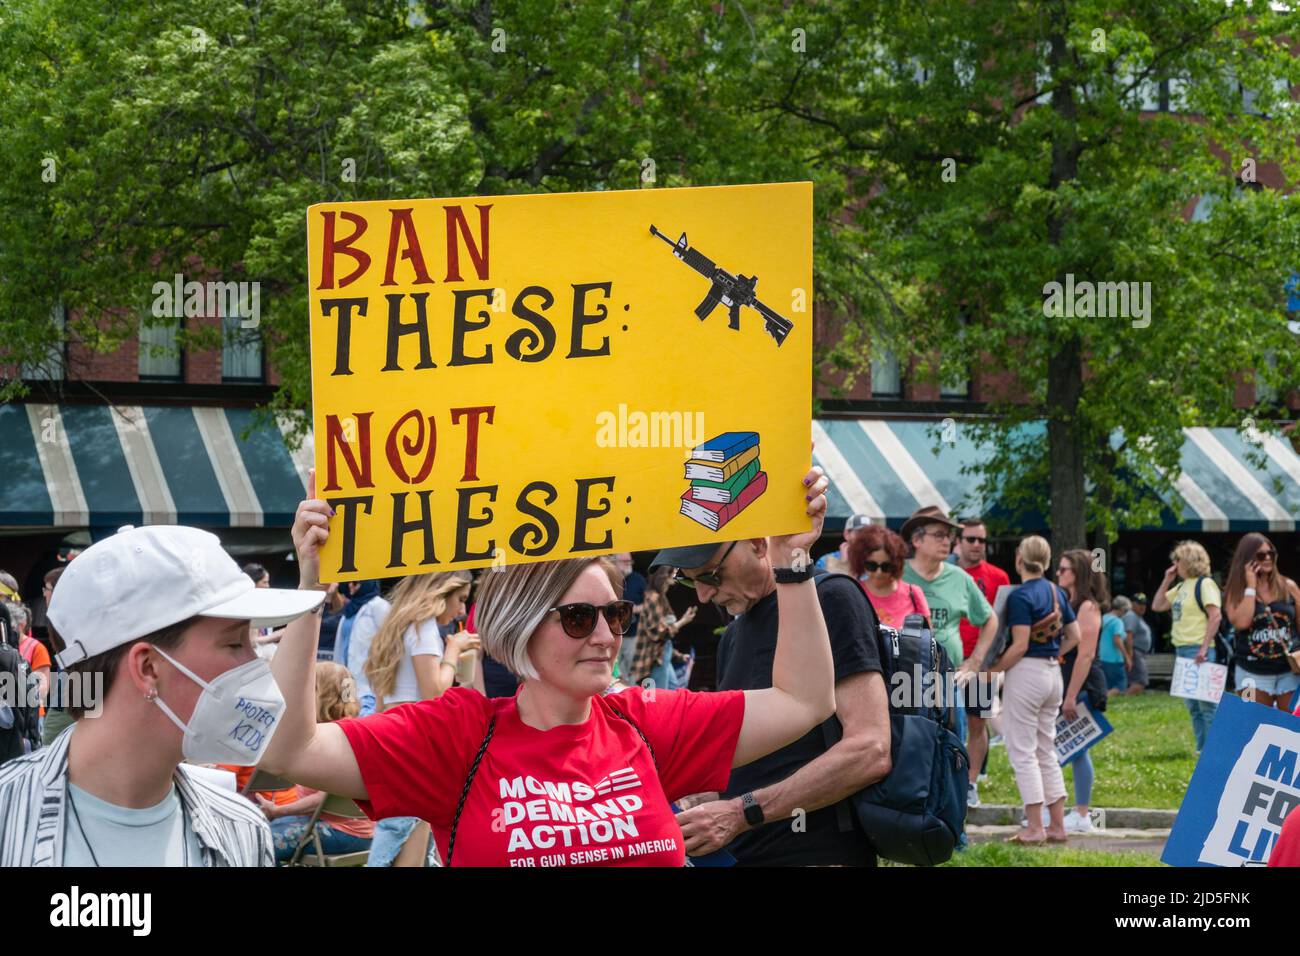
[307,183,813,581]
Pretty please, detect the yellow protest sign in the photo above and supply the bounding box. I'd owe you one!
[307,182,812,581]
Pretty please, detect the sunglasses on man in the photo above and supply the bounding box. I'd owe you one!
[547,600,636,639]
[674,540,739,589]
[961,535,986,545]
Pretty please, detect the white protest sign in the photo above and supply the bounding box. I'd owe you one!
[1171,656,1228,704]
[1055,699,1112,766]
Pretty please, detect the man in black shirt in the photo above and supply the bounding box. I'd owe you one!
[653,537,891,866]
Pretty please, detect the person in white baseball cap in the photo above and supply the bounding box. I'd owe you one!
[0,522,324,867]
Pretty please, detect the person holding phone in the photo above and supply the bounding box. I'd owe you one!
[1151,541,1221,752]
[1223,533,1300,710]
[260,466,837,867]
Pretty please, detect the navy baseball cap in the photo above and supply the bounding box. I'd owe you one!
[649,542,732,571]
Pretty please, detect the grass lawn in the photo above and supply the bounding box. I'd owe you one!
[976,689,1199,811]
[938,843,1165,867]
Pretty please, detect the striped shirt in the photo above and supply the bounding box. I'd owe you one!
[0,726,273,867]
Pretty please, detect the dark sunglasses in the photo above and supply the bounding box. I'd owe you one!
[547,600,635,639]
[1256,549,1277,561]
[863,560,896,575]
[675,540,739,589]
[962,535,987,545]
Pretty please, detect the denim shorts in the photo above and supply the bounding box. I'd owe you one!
[1235,667,1300,698]
[366,817,440,867]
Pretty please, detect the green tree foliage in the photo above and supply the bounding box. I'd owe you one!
[2,1,1297,548]
[728,0,1300,547]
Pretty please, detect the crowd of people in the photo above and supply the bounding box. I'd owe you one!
[2,470,1300,868]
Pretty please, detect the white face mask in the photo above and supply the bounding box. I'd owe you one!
[151,646,286,765]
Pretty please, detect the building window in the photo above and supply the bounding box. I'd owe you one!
[222,313,264,382]
[871,348,902,398]
[139,316,183,380]
[1117,60,1162,111]
[1257,350,1279,407]
[22,304,66,380]
[941,315,971,399]
[940,372,970,399]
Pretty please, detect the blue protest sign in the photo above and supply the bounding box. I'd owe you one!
[1055,701,1113,766]
[1162,694,1300,867]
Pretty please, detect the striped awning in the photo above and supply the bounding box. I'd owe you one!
[0,404,313,530]
[813,419,1300,533]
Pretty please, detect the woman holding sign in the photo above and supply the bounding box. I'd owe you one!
[1056,549,1110,834]
[989,536,1079,845]
[261,466,836,867]
[1223,533,1300,710]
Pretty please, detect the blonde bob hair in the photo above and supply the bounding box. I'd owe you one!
[1171,540,1212,579]
[1016,536,1052,576]
[475,558,621,681]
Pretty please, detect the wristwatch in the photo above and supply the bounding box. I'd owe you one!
[740,791,765,827]
[773,566,813,584]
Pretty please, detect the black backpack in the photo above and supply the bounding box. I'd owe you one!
[819,573,969,867]
[0,620,41,764]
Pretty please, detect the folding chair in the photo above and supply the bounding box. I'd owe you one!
[241,769,294,798]
[288,794,371,867]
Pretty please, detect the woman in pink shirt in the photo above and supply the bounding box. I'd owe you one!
[849,525,930,629]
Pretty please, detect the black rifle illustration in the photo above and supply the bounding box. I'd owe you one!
[649,225,794,346]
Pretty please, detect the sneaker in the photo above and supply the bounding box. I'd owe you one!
[1064,810,1094,834]
[967,782,981,807]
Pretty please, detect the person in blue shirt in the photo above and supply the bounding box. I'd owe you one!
[990,536,1080,846]
[1096,606,1130,695]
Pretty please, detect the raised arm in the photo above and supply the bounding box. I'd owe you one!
[732,466,837,768]
[260,470,368,800]
[1227,560,1262,631]
[1150,565,1178,612]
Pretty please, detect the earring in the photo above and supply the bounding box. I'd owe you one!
[144,688,158,702]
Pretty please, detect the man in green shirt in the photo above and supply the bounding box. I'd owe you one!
[901,507,999,767]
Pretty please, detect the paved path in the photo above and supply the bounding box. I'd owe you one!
[967,824,1169,857]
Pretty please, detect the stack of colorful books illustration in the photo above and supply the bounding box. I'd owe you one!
[680,431,768,531]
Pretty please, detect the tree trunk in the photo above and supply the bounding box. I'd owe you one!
[1047,336,1087,551]
[1044,6,1086,552]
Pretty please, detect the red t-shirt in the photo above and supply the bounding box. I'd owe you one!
[958,561,1010,658]
[337,685,745,867]
[1270,802,1300,866]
